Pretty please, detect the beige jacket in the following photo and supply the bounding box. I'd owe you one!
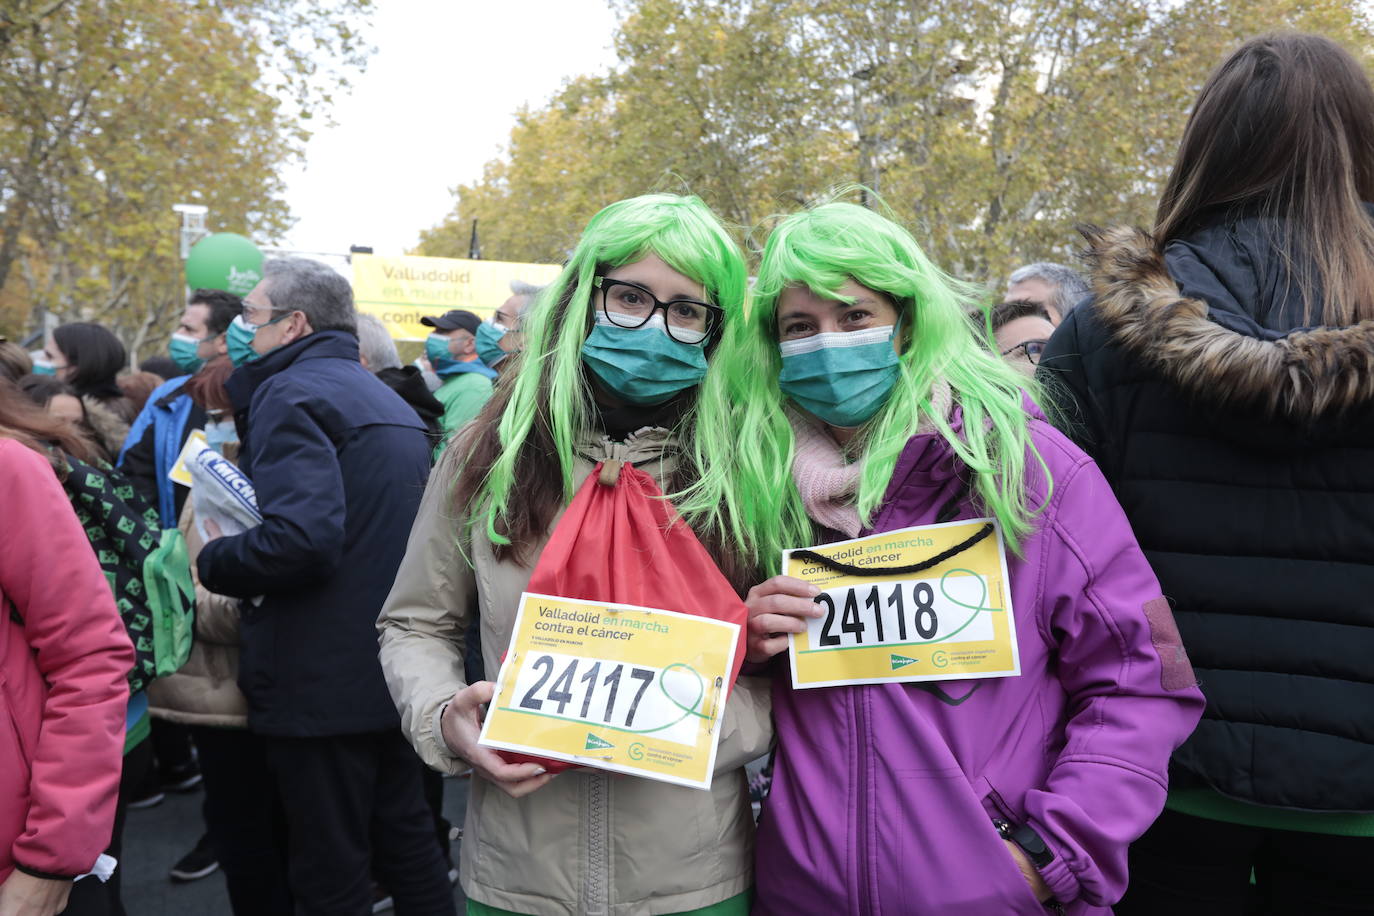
[147,501,248,728]
[378,427,772,916]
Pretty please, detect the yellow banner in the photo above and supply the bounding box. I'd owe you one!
[351,254,561,341]
[784,519,1021,689]
[478,593,740,790]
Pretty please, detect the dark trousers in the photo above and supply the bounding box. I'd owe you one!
[149,717,195,774]
[190,725,292,916]
[62,735,152,916]
[263,729,455,916]
[1117,807,1374,915]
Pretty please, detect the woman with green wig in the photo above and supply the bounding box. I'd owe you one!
[377,193,772,916]
[721,202,1204,914]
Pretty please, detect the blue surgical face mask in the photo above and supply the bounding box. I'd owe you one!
[169,332,206,374]
[778,325,900,428]
[205,415,239,453]
[30,353,57,376]
[425,334,461,375]
[475,319,509,367]
[581,313,709,406]
[226,315,259,367]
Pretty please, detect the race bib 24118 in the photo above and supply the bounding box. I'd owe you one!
[784,519,1020,689]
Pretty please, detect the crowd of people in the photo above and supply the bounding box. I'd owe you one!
[2,30,1372,916]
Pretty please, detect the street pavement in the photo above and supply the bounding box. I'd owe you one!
[122,774,470,915]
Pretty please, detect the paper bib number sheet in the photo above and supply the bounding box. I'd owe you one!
[785,519,1020,689]
[478,593,739,790]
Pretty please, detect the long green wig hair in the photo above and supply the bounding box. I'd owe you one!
[682,201,1049,572]
[449,193,753,580]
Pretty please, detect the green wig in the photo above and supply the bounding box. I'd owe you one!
[457,193,750,558]
[685,201,1050,572]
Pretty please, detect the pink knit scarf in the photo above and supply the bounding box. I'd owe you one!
[789,382,952,538]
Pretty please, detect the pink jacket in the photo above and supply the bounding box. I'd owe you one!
[0,440,133,882]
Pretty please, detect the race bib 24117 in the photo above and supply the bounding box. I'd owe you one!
[478,593,739,789]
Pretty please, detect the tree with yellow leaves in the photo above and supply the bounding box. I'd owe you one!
[420,0,1372,286]
[0,0,371,356]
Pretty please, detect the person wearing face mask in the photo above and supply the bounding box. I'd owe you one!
[146,354,292,916]
[42,322,136,460]
[707,202,1204,915]
[115,292,242,845]
[473,280,545,376]
[197,257,454,916]
[378,194,773,916]
[421,309,496,445]
[118,289,243,531]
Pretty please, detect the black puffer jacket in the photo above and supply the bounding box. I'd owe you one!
[1040,219,1374,813]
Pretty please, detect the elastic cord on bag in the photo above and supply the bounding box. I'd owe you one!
[790,522,993,578]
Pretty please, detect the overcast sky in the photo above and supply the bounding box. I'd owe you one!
[277,0,618,257]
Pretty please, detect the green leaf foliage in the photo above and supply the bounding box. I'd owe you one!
[419,0,1373,287]
[0,0,373,357]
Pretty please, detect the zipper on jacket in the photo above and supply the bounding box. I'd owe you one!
[581,771,611,916]
[854,688,875,916]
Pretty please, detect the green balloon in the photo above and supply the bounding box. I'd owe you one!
[185,233,264,296]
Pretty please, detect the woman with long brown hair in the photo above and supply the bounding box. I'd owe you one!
[379,194,772,916]
[1042,32,1374,913]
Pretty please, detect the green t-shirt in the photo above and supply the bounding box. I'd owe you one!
[1167,787,1374,837]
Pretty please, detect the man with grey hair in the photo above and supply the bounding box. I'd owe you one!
[199,258,456,915]
[356,311,404,372]
[475,279,545,375]
[1006,262,1091,325]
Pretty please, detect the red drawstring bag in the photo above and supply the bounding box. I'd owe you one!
[497,460,749,771]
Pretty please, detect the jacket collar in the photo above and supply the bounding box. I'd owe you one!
[1080,225,1374,418]
[226,330,359,411]
[151,374,191,410]
[437,359,497,381]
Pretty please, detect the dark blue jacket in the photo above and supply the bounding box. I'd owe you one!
[197,330,430,736]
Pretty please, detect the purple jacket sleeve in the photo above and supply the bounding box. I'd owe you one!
[1024,455,1205,906]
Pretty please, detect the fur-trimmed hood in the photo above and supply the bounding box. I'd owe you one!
[81,393,132,460]
[1079,224,1374,418]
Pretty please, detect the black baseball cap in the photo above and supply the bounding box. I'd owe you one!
[420,309,481,334]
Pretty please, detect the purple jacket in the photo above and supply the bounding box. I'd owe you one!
[755,417,1205,915]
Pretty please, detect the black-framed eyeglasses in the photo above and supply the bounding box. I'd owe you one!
[593,277,723,345]
[1000,339,1048,364]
